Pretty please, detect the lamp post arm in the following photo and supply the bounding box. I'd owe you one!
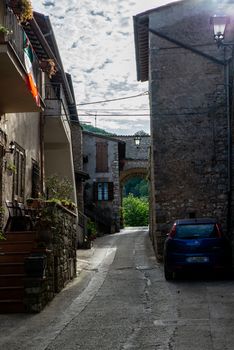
[148,27,225,66]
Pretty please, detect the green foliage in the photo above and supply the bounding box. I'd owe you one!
[0,25,12,34]
[87,219,97,240]
[45,175,73,201]
[123,177,149,198]
[0,230,5,240]
[81,124,116,136]
[123,194,149,227]
[6,161,17,174]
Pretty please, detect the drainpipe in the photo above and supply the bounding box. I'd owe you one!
[39,111,45,196]
[225,54,232,236]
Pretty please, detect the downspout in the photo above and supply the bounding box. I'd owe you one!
[224,53,232,235]
[39,111,45,196]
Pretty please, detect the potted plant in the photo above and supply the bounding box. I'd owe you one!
[0,25,12,42]
[26,197,44,209]
[61,199,76,212]
[9,0,33,23]
[39,58,57,78]
[6,161,17,176]
[45,175,75,208]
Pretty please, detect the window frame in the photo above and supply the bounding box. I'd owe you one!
[12,143,25,202]
[93,181,114,201]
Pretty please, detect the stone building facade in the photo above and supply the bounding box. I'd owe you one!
[134,0,234,259]
[0,2,78,312]
[115,134,150,201]
[83,131,122,234]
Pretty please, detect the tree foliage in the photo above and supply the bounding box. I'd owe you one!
[123,177,149,198]
[123,194,149,226]
[81,124,116,136]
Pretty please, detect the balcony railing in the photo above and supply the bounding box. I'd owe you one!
[44,83,70,122]
[3,6,41,94]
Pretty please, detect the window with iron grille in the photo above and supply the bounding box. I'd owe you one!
[13,144,25,201]
[93,182,114,201]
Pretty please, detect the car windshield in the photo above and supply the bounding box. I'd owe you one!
[176,224,217,239]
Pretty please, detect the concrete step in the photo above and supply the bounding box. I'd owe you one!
[0,274,24,287]
[0,286,24,300]
[0,263,24,274]
[0,241,36,252]
[0,300,25,313]
[5,231,37,242]
[0,252,30,263]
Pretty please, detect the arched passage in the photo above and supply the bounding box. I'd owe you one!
[120,167,148,186]
[120,167,149,227]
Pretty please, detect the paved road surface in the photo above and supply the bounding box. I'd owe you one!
[0,227,234,349]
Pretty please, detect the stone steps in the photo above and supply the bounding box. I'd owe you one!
[0,231,37,313]
[0,300,25,313]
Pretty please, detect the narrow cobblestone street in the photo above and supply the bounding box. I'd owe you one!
[0,227,234,349]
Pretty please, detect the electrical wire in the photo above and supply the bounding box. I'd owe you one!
[77,91,149,106]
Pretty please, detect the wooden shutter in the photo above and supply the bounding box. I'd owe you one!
[96,142,108,172]
[108,182,114,201]
[93,182,98,201]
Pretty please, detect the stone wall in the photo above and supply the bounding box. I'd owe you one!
[147,0,234,259]
[115,135,150,160]
[24,204,77,312]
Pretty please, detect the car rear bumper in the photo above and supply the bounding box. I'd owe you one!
[165,252,230,272]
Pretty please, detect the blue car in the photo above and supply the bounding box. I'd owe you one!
[164,218,232,280]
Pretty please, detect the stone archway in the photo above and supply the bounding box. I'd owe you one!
[120,167,148,186]
[120,167,148,228]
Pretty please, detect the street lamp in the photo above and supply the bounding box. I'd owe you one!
[210,15,230,46]
[134,135,141,147]
[211,14,233,234]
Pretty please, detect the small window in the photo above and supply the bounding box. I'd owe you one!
[93,182,114,201]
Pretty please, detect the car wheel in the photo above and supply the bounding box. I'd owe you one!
[164,264,174,281]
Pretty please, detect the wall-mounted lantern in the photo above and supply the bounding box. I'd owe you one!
[5,141,15,154]
[210,15,230,46]
[134,135,141,147]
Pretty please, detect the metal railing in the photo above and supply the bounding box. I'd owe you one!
[3,6,41,93]
[45,83,71,123]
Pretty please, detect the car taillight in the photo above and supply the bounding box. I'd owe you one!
[215,223,223,238]
[169,224,177,238]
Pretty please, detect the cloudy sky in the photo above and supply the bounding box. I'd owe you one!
[31,0,177,135]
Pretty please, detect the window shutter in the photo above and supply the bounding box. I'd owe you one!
[93,182,98,201]
[96,142,108,172]
[108,182,114,201]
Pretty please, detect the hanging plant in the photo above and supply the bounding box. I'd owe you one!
[0,25,13,42]
[0,25,12,35]
[6,161,17,175]
[9,0,33,23]
[39,59,58,78]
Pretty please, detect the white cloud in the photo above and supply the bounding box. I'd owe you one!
[31,0,176,135]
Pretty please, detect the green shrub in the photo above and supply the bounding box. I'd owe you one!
[123,194,149,226]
